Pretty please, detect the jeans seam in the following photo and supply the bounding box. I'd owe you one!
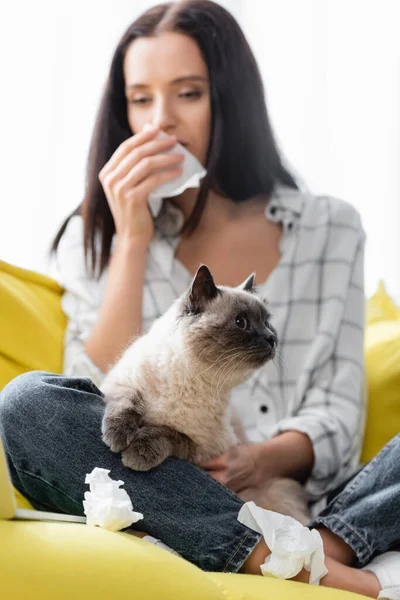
[15,467,83,511]
[191,461,245,503]
[14,488,63,513]
[86,378,103,396]
[192,463,263,572]
[328,463,372,511]
[324,438,396,512]
[313,513,374,566]
[223,530,262,573]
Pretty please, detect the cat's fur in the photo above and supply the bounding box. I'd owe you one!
[101,265,309,523]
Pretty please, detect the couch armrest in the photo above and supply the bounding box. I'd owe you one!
[0,519,224,600]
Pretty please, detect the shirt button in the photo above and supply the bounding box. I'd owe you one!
[260,405,269,413]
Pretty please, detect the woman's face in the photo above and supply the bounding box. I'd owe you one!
[124,32,211,166]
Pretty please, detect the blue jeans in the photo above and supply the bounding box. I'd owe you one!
[311,432,400,567]
[1,371,399,571]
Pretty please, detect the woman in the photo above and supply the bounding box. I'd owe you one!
[0,1,399,597]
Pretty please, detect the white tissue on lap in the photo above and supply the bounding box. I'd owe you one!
[144,125,207,217]
[237,501,328,585]
[83,467,144,532]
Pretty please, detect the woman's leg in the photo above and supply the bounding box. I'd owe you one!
[312,433,400,567]
[306,434,400,596]
[244,434,400,595]
[0,371,261,573]
[2,371,397,590]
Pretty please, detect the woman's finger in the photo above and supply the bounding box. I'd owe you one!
[199,453,229,470]
[109,135,179,183]
[99,125,161,180]
[113,153,184,196]
[131,165,184,200]
[207,470,227,484]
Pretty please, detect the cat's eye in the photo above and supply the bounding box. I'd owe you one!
[235,314,249,330]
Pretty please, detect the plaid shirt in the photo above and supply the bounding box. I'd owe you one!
[52,184,366,503]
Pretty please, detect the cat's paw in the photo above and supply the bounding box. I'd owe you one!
[121,426,172,471]
[101,402,142,453]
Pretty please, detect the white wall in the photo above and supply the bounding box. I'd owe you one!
[0,0,399,300]
[0,0,157,272]
[240,0,400,299]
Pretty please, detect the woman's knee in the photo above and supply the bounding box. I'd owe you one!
[0,371,51,435]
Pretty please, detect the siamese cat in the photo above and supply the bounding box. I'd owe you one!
[101,265,309,523]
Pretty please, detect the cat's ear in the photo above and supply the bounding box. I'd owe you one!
[239,273,256,293]
[187,265,219,313]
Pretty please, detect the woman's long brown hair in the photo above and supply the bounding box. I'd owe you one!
[51,0,298,278]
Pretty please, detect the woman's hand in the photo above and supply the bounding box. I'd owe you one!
[199,443,266,493]
[98,125,184,246]
[199,432,315,493]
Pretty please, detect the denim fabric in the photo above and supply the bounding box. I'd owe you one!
[0,371,261,573]
[311,433,400,567]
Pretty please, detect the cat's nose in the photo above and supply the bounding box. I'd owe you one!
[263,328,277,349]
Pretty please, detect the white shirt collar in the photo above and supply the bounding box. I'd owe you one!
[155,184,305,238]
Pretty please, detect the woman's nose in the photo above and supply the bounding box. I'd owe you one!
[152,99,178,133]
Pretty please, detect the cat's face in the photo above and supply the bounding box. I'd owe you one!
[178,265,277,381]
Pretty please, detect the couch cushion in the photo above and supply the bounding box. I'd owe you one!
[208,572,364,600]
[0,518,368,600]
[0,260,66,390]
[361,281,400,462]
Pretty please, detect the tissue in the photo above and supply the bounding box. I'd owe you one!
[83,467,144,532]
[144,124,207,218]
[238,501,328,585]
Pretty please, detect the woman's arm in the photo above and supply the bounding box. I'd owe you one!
[270,233,366,499]
[52,216,147,386]
[200,431,314,493]
[256,430,314,483]
[54,128,184,379]
[84,237,147,372]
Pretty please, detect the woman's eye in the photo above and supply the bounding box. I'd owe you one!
[129,91,202,105]
[235,315,249,330]
[131,97,150,104]
[179,90,202,100]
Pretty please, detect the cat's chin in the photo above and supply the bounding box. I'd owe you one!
[247,348,276,368]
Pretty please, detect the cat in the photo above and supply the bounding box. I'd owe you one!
[100,264,309,524]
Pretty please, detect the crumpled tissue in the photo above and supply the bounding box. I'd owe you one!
[238,501,328,585]
[144,124,207,218]
[83,468,144,532]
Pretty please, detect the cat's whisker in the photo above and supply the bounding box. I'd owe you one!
[212,351,254,396]
[194,347,245,387]
[212,359,241,393]
[214,354,250,397]
[177,347,245,404]
[212,350,246,390]
[180,342,232,381]
[213,342,275,392]
[272,348,287,376]
[192,344,212,365]
[207,348,249,387]
[214,349,257,392]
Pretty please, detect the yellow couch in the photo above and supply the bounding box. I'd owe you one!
[1,259,399,600]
